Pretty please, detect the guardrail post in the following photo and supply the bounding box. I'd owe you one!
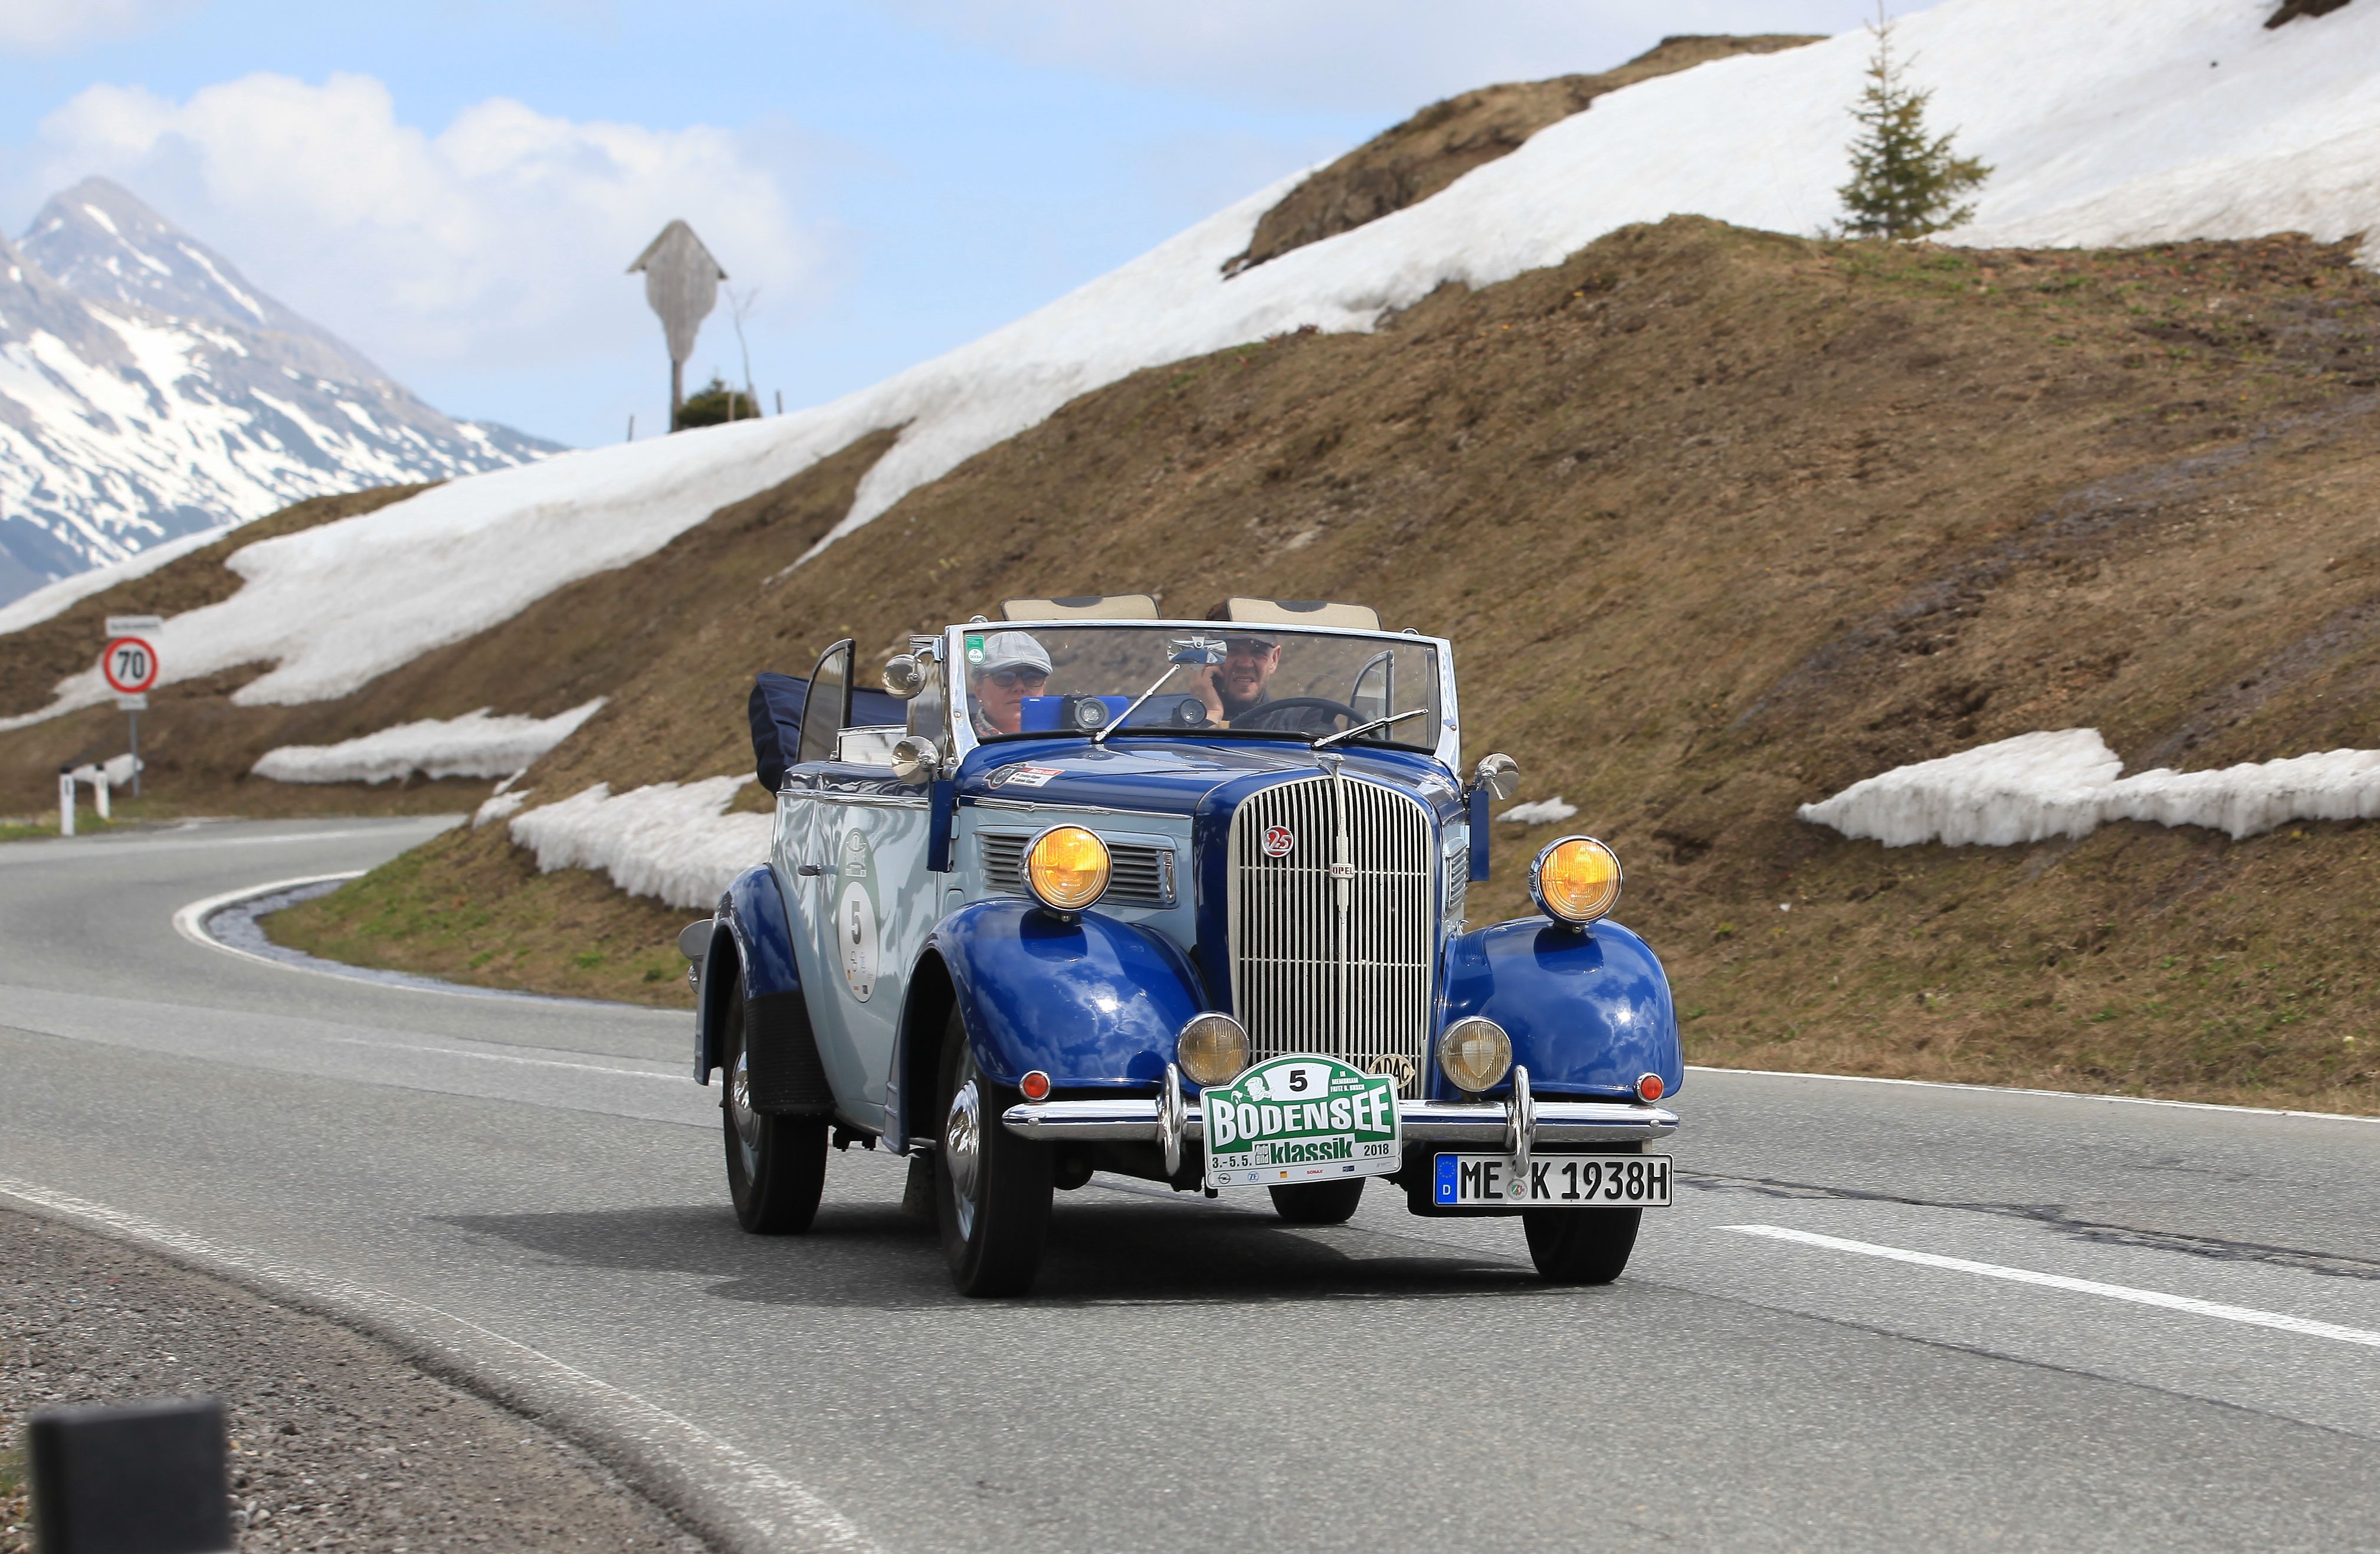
[58,767,75,837]
[28,1396,233,1553]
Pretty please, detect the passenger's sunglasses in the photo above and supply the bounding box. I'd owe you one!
[983,668,1048,689]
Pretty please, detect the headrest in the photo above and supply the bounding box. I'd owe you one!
[1000,594,1159,621]
[1215,598,1381,631]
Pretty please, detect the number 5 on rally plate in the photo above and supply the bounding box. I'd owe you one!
[1432,1153,1673,1208]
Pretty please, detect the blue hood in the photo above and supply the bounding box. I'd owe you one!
[957,737,1458,817]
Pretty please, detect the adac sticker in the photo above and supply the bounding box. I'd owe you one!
[1202,1054,1400,1191]
[996,764,1061,789]
[963,634,987,665]
[835,829,880,1003]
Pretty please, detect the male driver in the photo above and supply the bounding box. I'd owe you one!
[1184,611,1280,725]
[967,631,1051,736]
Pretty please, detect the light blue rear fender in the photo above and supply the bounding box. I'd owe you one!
[1440,917,1682,1103]
[932,900,1208,1091]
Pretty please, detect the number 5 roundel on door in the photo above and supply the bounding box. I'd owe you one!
[101,637,160,695]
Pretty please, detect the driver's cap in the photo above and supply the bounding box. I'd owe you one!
[973,631,1051,676]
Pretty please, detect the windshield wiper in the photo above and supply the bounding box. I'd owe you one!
[1092,635,1227,746]
[1312,707,1425,749]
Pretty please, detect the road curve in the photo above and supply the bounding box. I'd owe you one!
[2,818,2376,1552]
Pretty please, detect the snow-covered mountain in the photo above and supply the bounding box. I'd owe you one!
[0,178,558,605]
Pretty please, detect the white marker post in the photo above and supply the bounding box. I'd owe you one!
[101,616,162,800]
[57,769,74,837]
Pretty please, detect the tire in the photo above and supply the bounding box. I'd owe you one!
[720,967,828,1234]
[1523,1208,1641,1284]
[1268,1178,1366,1225]
[936,1006,1052,1297]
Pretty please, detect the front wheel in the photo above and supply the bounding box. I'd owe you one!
[936,1008,1053,1297]
[1269,1179,1366,1225]
[1522,1208,1640,1284]
[720,971,828,1234]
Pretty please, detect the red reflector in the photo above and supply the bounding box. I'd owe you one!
[1021,1070,1052,1102]
[1635,1073,1665,1102]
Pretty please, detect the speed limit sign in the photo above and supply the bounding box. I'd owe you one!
[101,635,160,696]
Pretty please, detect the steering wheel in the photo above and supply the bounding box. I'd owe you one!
[1234,696,1361,736]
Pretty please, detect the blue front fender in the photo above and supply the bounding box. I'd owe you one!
[1440,917,1682,1102]
[933,900,1208,1091]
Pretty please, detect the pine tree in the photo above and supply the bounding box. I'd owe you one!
[1837,6,1990,241]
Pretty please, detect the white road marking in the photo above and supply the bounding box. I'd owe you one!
[310,1030,686,1083]
[0,826,441,865]
[0,1177,881,1554]
[171,874,680,1016]
[1690,1065,2380,1126]
[1723,1224,2380,1350]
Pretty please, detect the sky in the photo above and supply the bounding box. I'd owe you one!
[0,1,1945,450]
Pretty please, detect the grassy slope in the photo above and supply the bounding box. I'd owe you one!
[279,218,2380,1110]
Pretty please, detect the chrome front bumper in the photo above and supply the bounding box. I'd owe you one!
[999,1096,1678,1146]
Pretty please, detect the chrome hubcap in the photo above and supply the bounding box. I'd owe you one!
[945,1076,982,1240]
[729,1047,762,1160]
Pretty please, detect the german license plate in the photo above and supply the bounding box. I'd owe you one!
[1432,1153,1672,1208]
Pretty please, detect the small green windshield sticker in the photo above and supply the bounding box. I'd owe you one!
[964,634,986,664]
[1203,1055,1400,1190]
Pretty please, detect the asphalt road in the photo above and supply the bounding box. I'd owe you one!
[3,817,2376,1552]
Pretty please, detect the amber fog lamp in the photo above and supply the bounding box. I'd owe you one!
[1175,1012,1250,1088]
[1437,1017,1513,1095]
[1530,835,1622,926]
[1025,825,1111,912]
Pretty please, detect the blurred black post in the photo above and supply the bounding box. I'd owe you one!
[28,1398,232,1554]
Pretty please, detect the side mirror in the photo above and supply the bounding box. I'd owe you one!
[677,918,713,962]
[882,654,927,699]
[890,735,942,784]
[1470,753,1520,803]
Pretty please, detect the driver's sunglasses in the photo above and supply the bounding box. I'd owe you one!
[984,668,1048,689]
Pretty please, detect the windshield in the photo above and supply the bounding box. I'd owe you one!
[959,624,1442,751]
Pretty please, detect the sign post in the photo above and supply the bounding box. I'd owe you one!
[101,615,160,799]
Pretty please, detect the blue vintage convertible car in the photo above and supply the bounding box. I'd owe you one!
[680,596,1680,1296]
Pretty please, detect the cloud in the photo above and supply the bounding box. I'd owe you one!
[0,0,194,54]
[883,0,1939,116]
[26,71,825,388]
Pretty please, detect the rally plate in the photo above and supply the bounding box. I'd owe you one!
[1433,1153,1673,1208]
[1204,1055,1400,1190]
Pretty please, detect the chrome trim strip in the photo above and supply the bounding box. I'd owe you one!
[816,793,930,809]
[999,1098,1679,1145]
[966,796,1184,819]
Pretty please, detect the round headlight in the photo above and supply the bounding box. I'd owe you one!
[1175,1012,1249,1087]
[1530,835,1622,926]
[1024,825,1110,911]
[1437,1017,1512,1094]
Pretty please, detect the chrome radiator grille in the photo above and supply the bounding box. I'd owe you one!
[979,830,1176,907]
[1228,773,1436,1097]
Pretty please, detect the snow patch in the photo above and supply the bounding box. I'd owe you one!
[507,777,768,910]
[0,523,232,636]
[1798,729,2380,847]
[1499,796,1579,825]
[250,699,604,785]
[473,787,532,828]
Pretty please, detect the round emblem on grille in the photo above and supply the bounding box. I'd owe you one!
[1261,824,1295,858]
